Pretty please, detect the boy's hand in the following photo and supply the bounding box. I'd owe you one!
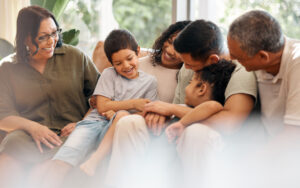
[102,110,115,120]
[61,122,77,137]
[132,98,151,112]
[165,121,185,144]
[89,96,97,109]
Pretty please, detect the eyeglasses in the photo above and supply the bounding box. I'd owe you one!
[37,28,62,43]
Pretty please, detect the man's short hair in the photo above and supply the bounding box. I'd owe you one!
[174,19,225,61]
[228,10,284,56]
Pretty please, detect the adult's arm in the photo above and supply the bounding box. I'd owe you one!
[203,93,254,133]
[143,101,192,118]
[96,95,150,114]
[0,116,62,153]
[165,101,223,141]
[143,101,193,135]
[144,93,254,133]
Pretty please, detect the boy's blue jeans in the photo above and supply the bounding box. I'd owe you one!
[53,118,113,166]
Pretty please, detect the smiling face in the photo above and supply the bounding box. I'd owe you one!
[227,36,263,72]
[26,17,59,62]
[111,49,139,79]
[161,34,182,68]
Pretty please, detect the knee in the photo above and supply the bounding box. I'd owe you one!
[115,110,130,120]
[115,114,148,137]
[180,124,222,147]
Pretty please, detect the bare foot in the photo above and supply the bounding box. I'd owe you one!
[80,158,98,176]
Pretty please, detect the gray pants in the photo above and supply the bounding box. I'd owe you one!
[105,114,223,188]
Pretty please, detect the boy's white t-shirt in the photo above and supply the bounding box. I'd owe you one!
[86,67,158,121]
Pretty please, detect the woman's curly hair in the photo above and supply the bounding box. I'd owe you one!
[151,20,191,66]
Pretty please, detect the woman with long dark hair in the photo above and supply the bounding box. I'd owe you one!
[0,5,99,187]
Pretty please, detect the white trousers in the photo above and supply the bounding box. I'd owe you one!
[105,115,223,188]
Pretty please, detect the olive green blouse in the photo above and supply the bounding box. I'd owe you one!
[0,44,99,129]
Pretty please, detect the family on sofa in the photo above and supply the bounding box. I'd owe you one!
[0,5,299,188]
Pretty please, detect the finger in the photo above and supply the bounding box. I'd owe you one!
[145,113,153,129]
[60,131,67,137]
[46,134,61,146]
[49,132,63,145]
[60,129,69,137]
[41,138,54,149]
[156,116,166,136]
[142,110,147,117]
[61,126,67,132]
[152,115,160,135]
[166,130,174,143]
[35,140,43,153]
[150,114,158,134]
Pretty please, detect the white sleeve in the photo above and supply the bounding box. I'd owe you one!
[93,68,116,100]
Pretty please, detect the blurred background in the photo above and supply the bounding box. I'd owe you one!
[1,0,299,59]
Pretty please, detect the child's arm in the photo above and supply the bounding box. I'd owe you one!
[180,100,223,126]
[96,95,150,114]
[166,101,223,142]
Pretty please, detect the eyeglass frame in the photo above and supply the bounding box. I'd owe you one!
[36,28,62,44]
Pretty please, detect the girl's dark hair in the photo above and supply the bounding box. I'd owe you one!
[16,5,62,64]
[104,29,138,64]
[151,20,191,66]
[174,19,224,62]
[195,59,236,105]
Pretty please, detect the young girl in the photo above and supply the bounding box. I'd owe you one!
[166,59,236,142]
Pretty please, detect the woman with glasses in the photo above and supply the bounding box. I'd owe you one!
[0,5,99,187]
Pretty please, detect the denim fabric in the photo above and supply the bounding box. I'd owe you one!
[53,117,113,166]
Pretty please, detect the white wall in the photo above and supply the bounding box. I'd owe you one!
[0,0,30,45]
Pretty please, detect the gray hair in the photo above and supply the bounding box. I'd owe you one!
[228,10,285,56]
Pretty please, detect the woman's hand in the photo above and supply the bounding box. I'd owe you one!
[60,122,77,137]
[143,101,174,117]
[102,110,116,120]
[28,124,62,153]
[165,121,185,144]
